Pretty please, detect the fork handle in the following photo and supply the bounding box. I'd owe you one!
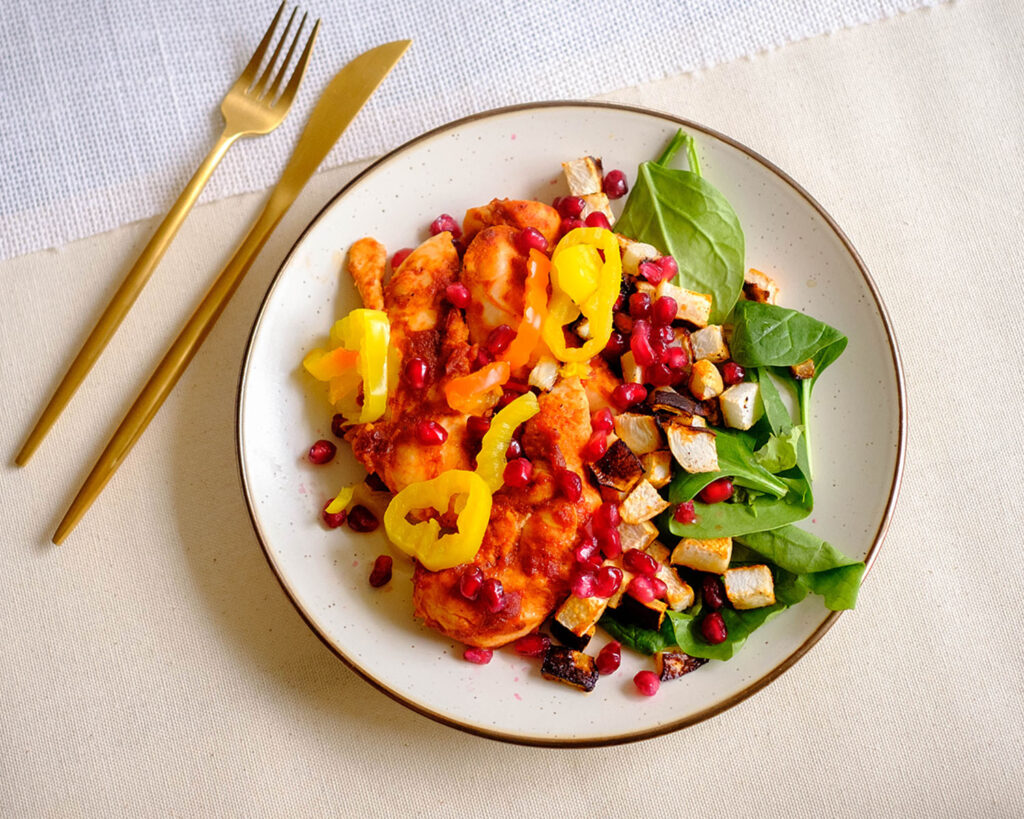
[16,129,240,466]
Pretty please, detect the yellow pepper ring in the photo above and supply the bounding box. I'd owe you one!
[328,308,390,424]
[475,392,540,491]
[383,470,493,572]
[541,227,622,363]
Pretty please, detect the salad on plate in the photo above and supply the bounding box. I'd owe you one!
[298,129,865,696]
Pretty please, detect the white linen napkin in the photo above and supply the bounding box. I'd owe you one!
[0,0,944,261]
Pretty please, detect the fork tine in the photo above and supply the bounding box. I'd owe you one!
[266,13,306,100]
[273,18,320,110]
[253,7,298,95]
[238,1,286,88]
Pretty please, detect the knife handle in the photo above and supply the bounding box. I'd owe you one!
[53,199,285,544]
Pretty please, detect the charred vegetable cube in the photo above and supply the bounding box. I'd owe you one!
[617,594,668,631]
[723,564,776,609]
[640,450,673,489]
[589,439,645,493]
[671,536,733,574]
[665,419,719,473]
[552,595,609,650]
[613,413,663,455]
[619,479,670,524]
[743,268,780,304]
[541,646,599,692]
[655,651,709,681]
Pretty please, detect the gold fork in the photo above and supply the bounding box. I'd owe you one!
[16,2,319,466]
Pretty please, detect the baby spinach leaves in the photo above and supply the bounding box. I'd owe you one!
[615,129,745,324]
[729,300,847,369]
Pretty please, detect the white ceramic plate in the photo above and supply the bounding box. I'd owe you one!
[237,102,905,746]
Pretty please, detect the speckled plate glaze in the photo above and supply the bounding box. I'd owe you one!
[237,102,905,746]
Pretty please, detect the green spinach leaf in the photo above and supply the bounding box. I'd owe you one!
[599,611,678,655]
[616,130,745,324]
[735,526,865,610]
[668,428,788,503]
[753,426,803,473]
[729,301,846,369]
[751,367,795,436]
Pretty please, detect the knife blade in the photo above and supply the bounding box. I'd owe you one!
[53,40,411,544]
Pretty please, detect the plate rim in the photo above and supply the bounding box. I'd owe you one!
[235,100,907,747]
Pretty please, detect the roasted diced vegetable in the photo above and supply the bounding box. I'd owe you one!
[689,359,724,400]
[619,238,660,276]
[617,594,667,631]
[528,355,560,391]
[613,412,663,455]
[723,564,776,609]
[690,325,730,363]
[671,536,733,574]
[743,268,780,304]
[790,358,816,379]
[541,646,599,692]
[656,280,712,327]
[562,156,604,196]
[720,382,762,430]
[640,450,673,489]
[617,519,659,553]
[644,542,694,611]
[619,479,670,524]
[581,192,614,224]
[552,594,609,650]
[655,651,709,681]
[589,439,645,493]
[664,420,719,473]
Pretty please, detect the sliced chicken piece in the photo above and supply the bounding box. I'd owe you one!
[460,225,527,348]
[412,377,601,648]
[347,237,386,310]
[462,198,561,248]
[347,232,473,492]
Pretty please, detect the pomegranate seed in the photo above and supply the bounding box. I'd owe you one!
[584,211,612,230]
[504,379,530,394]
[647,363,674,386]
[368,555,393,587]
[504,438,523,460]
[464,647,493,664]
[701,574,726,610]
[631,320,656,367]
[559,217,585,236]
[627,574,656,603]
[514,633,550,658]
[591,407,614,434]
[485,324,516,356]
[603,169,629,199]
[700,611,728,644]
[366,472,389,491]
[656,256,679,281]
[652,296,678,326]
[555,468,583,502]
[674,501,698,524]
[582,432,609,462]
[638,260,662,283]
[572,570,598,598]
[481,578,505,613]
[629,292,652,320]
[404,356,429,389]
[602,330,629,359]
[330,413,347,438]
[650,577,668,599]
[551,195,563,211]
[515,227,548,255]
[613,294,625,311]
[496,390,518,410]
[623,548,659,577]
[665,346,688,370]
[321,501,347,529]
[391,247,413,269]
[613,311,634,334]
[466,415,491,439]
[307,439,336,464]
[347,505,379,533]
[699,477,734,504]
[634,670,660,696]
[654,324,675,347]
[595,502,620,529]
[722,361,745,386]
[472,348,493,370]
[594,566,623,598]
[557,196,586,218]
[414,419,448,446]
[445,282,471,308]
[610,383,647,411]
[430,213,462,239]
[596,641,622,674]
[575,537,599,566]
[503,458,533,488]
[596,525,622,559]
[459,567,484,600]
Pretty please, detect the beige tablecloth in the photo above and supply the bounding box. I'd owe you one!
[2,1,1022,815]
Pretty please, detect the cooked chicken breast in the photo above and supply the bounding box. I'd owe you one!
[462,198,561,248]
[347,237,386,311]
[460,225,528,347]
[412,377,601,648]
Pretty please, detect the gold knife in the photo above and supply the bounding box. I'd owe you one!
[53,40,411,544]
